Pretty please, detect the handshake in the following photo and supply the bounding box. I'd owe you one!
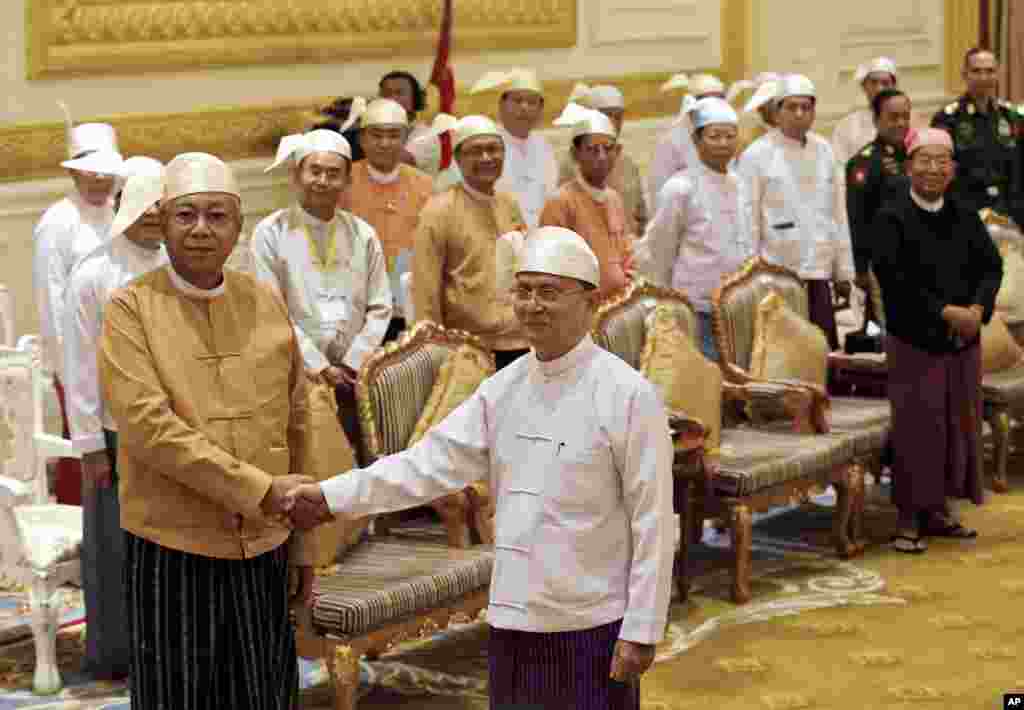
[259,475,336,531]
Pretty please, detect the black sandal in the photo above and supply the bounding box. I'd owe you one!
[890,534,928,554]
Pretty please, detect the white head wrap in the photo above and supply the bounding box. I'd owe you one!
[553,103,617,140]
[361,98,409,128]
[727,72,781,103]
[743,75,783,113]
[163,153,240,203]
[854,57,898,84]
[687,74,726,97]
[471,69,543,96]
[110,157,165,239]
[429,114,503,150]
[568,83,624,110]
[517,226,600,288]
[265,129,353,173]
[691,97,739,130]
[776,74,816,103]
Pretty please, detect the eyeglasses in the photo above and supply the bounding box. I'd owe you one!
[912,156,954,170]
[511,285,586,306]
[460,144,504,160]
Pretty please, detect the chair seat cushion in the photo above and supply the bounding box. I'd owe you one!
[13,504,83,573]
[981,363,1024,405]
[714,428,855,497]
[828,396,892,456]
[312,538,493,637]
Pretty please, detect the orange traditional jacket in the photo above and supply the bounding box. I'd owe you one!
[99,267,313,563]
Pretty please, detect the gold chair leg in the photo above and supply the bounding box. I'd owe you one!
[730,503,752,604]
[833,465,865,559]
[330,645,360,710]
[990,408,1011,493]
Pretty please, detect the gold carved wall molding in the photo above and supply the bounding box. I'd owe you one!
[25,0,577,79]
[943,0,979,94]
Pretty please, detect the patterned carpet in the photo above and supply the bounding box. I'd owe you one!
[3,473,1024,709]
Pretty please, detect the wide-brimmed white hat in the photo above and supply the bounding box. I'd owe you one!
[61,150,124,176]
[110,157,165,239]
[265,129,353,173]
[58,101,119,160]
[517,226,599,288]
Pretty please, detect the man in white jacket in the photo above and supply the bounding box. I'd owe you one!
[288,227,674,709]
[737,74,855,350]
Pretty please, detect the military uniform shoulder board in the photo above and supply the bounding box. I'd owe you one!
[860,146,873,157]
[944,101,958,115]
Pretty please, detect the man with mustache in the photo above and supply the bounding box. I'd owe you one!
[252,130,392,451]
[411,115,530,370]
[931,48,1024,226]
[63,155,167,680]
[32,106,122,505]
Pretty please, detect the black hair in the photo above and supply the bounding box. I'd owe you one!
[378,71,426,113]
[312,97,365,161]
[871,88,908,119]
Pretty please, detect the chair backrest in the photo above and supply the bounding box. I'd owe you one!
[356,321,494,463]
[0,285,13,348]
[712,257,809,373]
[591,280,699,370]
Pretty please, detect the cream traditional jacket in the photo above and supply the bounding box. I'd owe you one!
[99,265,312,563]
[831,108,876,168]
[322,336,674,644]
[251,206,392,374]
[64,237,167,455]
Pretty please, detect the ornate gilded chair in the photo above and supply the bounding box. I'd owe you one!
[0,339,82,695]
[593,280,863,605]
[298,322,494,710]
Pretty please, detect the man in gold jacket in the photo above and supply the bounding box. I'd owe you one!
[99,152,313,710]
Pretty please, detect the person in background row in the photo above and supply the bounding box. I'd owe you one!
[252,130,392,453]
[635,97,756,361]
[309,97,366,162]
[931,48,1024,226]
[378,70,444,176]
[647,73,726,211]
[541,103,633,301]
[340,98,433,341]
[737,74,854,351]
[871,128,1002,554]
[832,57,898,167]
[33,103,122,505]
[99,152,315,709]
[730,72,781,157]
[558,83,648,236]
[470,68,558,229]
[64,155,167,681]
[287,226,674,710]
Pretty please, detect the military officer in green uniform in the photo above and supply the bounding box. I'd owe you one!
[931,48,1024,226]
[846,88,912,323]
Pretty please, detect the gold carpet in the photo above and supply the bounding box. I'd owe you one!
[4,476,1024,709]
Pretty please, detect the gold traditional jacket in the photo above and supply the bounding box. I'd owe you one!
[412,185,528,351]
[558,150,647,236]
[100,265,313,563]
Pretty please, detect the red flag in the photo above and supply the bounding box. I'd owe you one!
[430,0,455,169]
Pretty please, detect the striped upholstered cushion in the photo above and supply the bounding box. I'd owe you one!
[828,397,891,456]
[982,364,1024,405]
[715,428,855,497]
[312,538,493,637]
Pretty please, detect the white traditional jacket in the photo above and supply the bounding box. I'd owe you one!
[737,129,855,281]
[495,126,559,230]
[647,117,698,213]
[250,205,392,374]
[64,236,167,455]
[635,162,757,312]
[322,335,675,644]
[831,108,877,169]
[32,191,114,378]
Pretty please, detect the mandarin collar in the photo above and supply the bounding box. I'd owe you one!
[367,163,400,184]
[461,182,496,205]
[910,189,944,213]
[533,334,598,379]
[166,263,226,300]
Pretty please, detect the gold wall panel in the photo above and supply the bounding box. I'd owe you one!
[25,0,577,79]
[944,0,979,93]
[0,73,693,183]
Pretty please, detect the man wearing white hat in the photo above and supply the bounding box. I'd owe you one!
[63,156,166,680]
[378,70,443,176]
[470,68,559,229]
[339,98,433,340]
[252,129,392,452]
[648,73,726,211]
[541,103,634,300]
[412,114,530,370]
[737,74,855,351]
[32,105,123,505]
[557,83,648,235]
[732,72,781,157]
[832,57,898,167]
[99,152,314,709]
[287,226,674,709]
[635,97,756,361]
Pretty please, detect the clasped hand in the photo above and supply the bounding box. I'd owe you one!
[259,475,333,530]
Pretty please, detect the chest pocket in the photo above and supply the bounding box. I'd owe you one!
[546,425,617,514]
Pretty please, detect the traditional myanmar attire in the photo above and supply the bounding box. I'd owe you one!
[647,118,697,212]
[872,190,1002,515]
[100,264,313,710]
[558,151,648,236]
[831,108,876,168]
[406,121,443,176]
[738,128,855,350]
[539,178,632,299]
[412,183,528,368]
[251,205,392,447]
[64,234,166,678]
[495,126,559,229]
[320,335,674,710]
[33,189,113,505]
[635,162,756,360]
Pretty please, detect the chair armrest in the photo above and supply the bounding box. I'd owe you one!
[828,351,888,374]
[0,475,30,506]
[722,380,830,434]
